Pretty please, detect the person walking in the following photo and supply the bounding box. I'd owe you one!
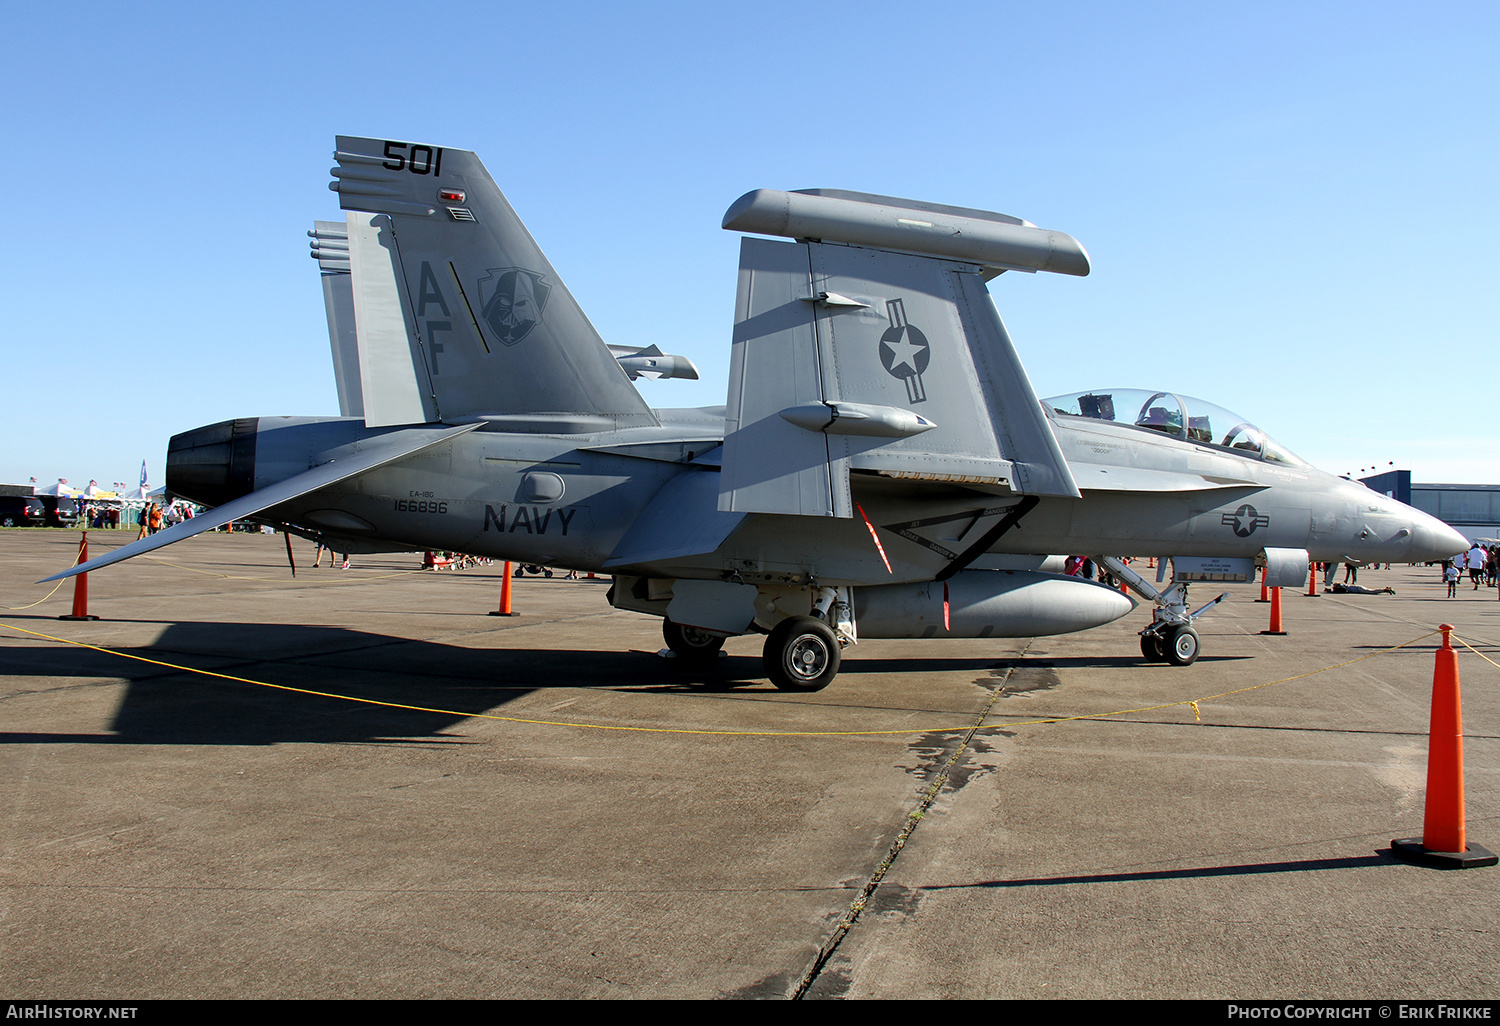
[311,541,348,569]
[1468,543,1486,589]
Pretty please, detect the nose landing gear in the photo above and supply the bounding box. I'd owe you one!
[1098,556,1220,667]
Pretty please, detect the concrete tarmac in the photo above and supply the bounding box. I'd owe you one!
[1,530,1496,1000]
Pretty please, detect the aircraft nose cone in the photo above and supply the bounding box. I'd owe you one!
[1408,513,1469,563]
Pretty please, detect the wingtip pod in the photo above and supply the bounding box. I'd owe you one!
[722,189,787,232]
[722,188,1090,277]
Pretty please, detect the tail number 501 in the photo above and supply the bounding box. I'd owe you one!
[382,142,443,176]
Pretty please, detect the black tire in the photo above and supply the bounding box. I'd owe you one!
[1140,633,1164,662]
[764,616,840,692]
[0,516,14,528]
[1165,624,1200,666]
[662,618,725,665]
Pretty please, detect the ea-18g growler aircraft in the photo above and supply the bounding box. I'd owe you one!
[45,136,1467,691]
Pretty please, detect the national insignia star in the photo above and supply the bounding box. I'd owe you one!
[881,333,926,373]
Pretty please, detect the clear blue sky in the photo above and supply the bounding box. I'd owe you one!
[3,1,1495,489]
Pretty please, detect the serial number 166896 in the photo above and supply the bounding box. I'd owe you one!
[394,499,448,514]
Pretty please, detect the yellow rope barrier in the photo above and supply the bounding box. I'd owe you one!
[1455,635,1500,671]
[0,621,1477,738]
[2,539,83,610]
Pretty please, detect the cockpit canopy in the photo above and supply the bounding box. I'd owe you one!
[1044,388,1305,466]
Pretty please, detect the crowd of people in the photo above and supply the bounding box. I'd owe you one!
[74,500,197,533]
[1063,549,1500,601]
[124,500,197,538]
[1441,543,1498,597]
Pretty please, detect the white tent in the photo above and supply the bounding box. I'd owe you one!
[33,480,80,497]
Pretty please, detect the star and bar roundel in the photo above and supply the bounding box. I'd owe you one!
[878,298,930,404]
[1222,503,1271,537]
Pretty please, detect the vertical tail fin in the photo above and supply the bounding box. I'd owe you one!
[329,136,656,429]
[309,221,363,418]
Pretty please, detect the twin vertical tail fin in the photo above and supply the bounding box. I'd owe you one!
[718,189,1088,517]
[326,137,656,430]
[308,221,364,418]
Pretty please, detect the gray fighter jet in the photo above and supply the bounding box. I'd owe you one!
[43,136,1468,691]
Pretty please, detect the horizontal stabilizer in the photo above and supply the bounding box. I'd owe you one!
[39,423,480,583]
[608,344,701,381]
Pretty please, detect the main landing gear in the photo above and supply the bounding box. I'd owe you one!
[763,615,841,692]
[655,585,854,692]
[761,586,855,692]
[662,618,725,666]
[662,614,843,690]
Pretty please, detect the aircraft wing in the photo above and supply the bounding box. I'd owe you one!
[38,423,481,583]
[718,189,1085,519]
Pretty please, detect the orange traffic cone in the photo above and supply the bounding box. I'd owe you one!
[1256,567,1270,603]
[1259,586,1286,636]
[1306,562,1320,597]
[489,560,519,617]
[1393,624,1496,868]
[58,532,100,622]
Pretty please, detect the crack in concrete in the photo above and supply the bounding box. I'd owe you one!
[790,641,1034,999]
